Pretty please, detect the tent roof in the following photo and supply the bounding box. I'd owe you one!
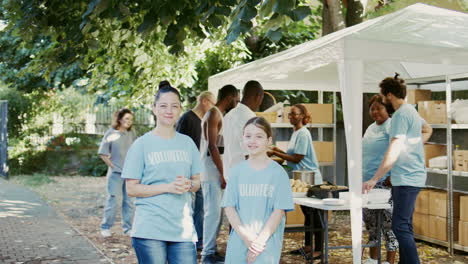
[208,3,468,93]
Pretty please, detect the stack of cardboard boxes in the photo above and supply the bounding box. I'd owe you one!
[454,149,468,172]
[414,189,464,242]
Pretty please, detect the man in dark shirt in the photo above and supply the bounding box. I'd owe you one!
[176,90,215,250]
[177,91,215,149]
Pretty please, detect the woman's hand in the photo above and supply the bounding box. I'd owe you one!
[168,176,191,194]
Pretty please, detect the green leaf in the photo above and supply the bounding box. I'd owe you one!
[239,5,257,21]
[273,0,295,15]
[266,28,282,42]
[208,15,223,28]
[287,6,311,21]
[248,0,262,5]
[215,6,231,17]
[259,0,275,18]
[137,11,158,35]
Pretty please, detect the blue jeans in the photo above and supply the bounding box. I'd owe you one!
[101,170,134,232]
[201,180,223,256]
[132,237,197,264]
[392,186,421,264]
[193,187,204,248]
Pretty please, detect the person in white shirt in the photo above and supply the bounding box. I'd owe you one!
[223,80,264,181]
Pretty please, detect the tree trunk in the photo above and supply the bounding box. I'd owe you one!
[346,0,364,27]
[325,0,345,34]
[322,0,333,36]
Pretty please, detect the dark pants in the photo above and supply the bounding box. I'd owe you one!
[301,205,323,252]
[391,186,421,264]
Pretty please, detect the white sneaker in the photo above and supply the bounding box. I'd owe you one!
[362,258,378,264]
[100,229,112,237]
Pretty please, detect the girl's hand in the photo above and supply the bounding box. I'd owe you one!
[239,231,256,249]
[247,250,258,264]
[249,238,266,255]
[168,176,190,194]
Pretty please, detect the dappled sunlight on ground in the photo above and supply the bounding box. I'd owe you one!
[10,175,468,264]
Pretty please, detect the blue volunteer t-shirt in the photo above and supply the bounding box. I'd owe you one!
[389,104,426,187]
[362,119,391,182]
[222,160,294,264]
[287,126,323,184]
[121,132,202,242]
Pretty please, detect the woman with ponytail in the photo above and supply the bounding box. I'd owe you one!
[269,103,322,260]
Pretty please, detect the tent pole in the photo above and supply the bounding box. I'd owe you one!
[445,75,454,256]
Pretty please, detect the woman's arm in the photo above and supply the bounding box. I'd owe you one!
[271,150,304,164]
[189,174,201,193]
[99,154,114,168]
[126,176,191,197]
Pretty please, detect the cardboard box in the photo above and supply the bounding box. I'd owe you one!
[413,212,430,237]
[313,141,335,162]
[454,160,468,172]
[418,101,447,124]
[303,104,333,124]
[424,144,447,167]
[282,106,291,123]
[406,89,431,105]
[286,204,305,226]
[428,190,462,218]
[454,150,468,160]
[460,196,468,222]
[415,189,430,214]
[459,221,468,246]
[428,215,459,241]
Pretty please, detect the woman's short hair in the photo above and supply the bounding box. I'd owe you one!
[112,108,133,130]
[243,116,272,138]
[292,104,311,125]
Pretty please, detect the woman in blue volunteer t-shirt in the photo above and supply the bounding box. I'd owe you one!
[122,85,202,264]
[222,117,294,264]
[269,104,322,260]
[362,95,398,264]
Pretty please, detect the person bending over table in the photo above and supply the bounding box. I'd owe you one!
[269,103,323,260]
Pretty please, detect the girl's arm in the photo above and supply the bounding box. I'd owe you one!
[249,209,285,255]
[225,207,257,248]
[126,176,191,197]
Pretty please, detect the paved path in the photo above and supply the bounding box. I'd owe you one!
[0,178,111,264]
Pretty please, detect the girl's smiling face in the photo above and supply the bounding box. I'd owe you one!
[243,123,272,157]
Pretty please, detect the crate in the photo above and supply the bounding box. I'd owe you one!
[418,101,447,124]
[413,212,430,237]
[406,89,431,105]
[255,112,278,123]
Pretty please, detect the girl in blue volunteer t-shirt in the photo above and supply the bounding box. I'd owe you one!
[222,117,294,264]
[122,84,202,264]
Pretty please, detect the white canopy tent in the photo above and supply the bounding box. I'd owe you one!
[208,3,468,263]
